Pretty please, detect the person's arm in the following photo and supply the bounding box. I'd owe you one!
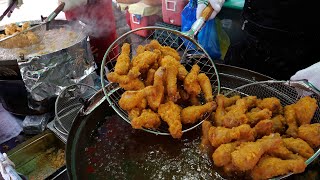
[59,0,87,11]
[291,62,320,90]
[196,0,225,20]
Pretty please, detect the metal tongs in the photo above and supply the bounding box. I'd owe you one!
[0,0,18,21]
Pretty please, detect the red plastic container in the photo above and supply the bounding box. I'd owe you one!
[162,0,188,26]
[129,13,161,37]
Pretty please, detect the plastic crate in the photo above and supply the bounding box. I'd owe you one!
[154,22,182,49]
[162,0,188,26]
[130,14,161,37]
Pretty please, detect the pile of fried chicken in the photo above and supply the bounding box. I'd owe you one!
[0,22,39,48]
[107,40,216,139]
[201,94,320,180]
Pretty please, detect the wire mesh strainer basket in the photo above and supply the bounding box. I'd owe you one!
[54,83,98,134]
[100,26,220,135]
[223,79,320,180]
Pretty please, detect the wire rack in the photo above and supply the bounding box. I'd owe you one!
[101,26,221,135]
[222,79,320,180]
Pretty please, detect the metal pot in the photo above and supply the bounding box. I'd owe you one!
[0,20,94,115]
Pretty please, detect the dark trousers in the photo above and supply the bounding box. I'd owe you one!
[224,30,319,80]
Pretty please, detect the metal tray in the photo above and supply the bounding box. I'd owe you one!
[7,130,66,180]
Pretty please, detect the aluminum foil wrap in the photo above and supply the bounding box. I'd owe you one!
[17,33,96,109]
[18,40,96,100]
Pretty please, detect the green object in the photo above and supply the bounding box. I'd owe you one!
[223,0,245,10]
[7,131,65,180]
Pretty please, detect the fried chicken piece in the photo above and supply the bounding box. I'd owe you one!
[212,142,240,167]
[189,94,201,106]
[231,133,282,171]
[200,121,213,152]
[214,94,227,126]
[282,138,314,159]
[267,141,305,161]
[181,101,216,124]
[178,86,189,101]
[183,64,201,95]
[271,115,286,134]
[114,43,131,75]
[166,64,180,102]
[146,67,165,111]
[294,96,318,125]
[107,72,145,90]
[128,51,159,78]
[251,156,306,180]
[131,109,161,129]
[145,40,180,61]
[128,99,148,119]
[284,104,298,138]
[145,69,156,86]
[243,96,258,109]
[298,123,320,148]
[208,124,255,148]
[119,86,154,111]
[136,45,145,55]
[254,119,273,138]
[221,98,249,128]
[158,101,183,139]
[246,108,272,126]
[257,97,282,114]
[223,95,241,108]
[198,73,213,102]
[159,55,187,80]
[118,80,145,91]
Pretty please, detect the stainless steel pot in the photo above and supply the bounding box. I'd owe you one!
[0,20,95,115]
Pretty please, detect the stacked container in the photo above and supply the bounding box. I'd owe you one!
[162,0,188,26]
[128,2,162,37]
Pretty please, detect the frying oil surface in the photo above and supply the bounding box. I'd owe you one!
[83,115,224,179]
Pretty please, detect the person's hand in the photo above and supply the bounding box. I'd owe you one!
[291,62,320,90]
[59,0,87,11]
[196,0,225,20]
[7,0,23,8]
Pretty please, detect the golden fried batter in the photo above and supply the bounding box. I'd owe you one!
[254,119,273,138]
[298,123,320,148]
[158,101,183,139]
[223,95,241,108]
[145,69,156,86]
[231,133,282,171]
[166,64,180,102]
[119,86,154,111]
[107,72,145,91]
[145,40,180,61]
[183,64,201,95]
[221,98,249,128]
[198,73,213,102]
[251,156,306,180]
[212,142,240,167]
[131,109,161,129]
[181,101,216,124]
[293,96,318,125]
[114,43,131,75]
[208,124,255,148]
[200,120,213,152]
[246,108,272,126]
[257,97,282,114]
[128,51,159,78]
[271,115,286,134]
[284,105,298,138]
[146,67,165,111]
[282,137,314,159]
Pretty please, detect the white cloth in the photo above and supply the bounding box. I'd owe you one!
[0,0,66,26]
[0,153,16,180]
[0,104,23,144]
[196,0,225,20]
[291,61,320,90]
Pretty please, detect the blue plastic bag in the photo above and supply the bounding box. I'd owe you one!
[181,0,230,60]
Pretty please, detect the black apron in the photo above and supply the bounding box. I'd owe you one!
[225,0,319,80]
